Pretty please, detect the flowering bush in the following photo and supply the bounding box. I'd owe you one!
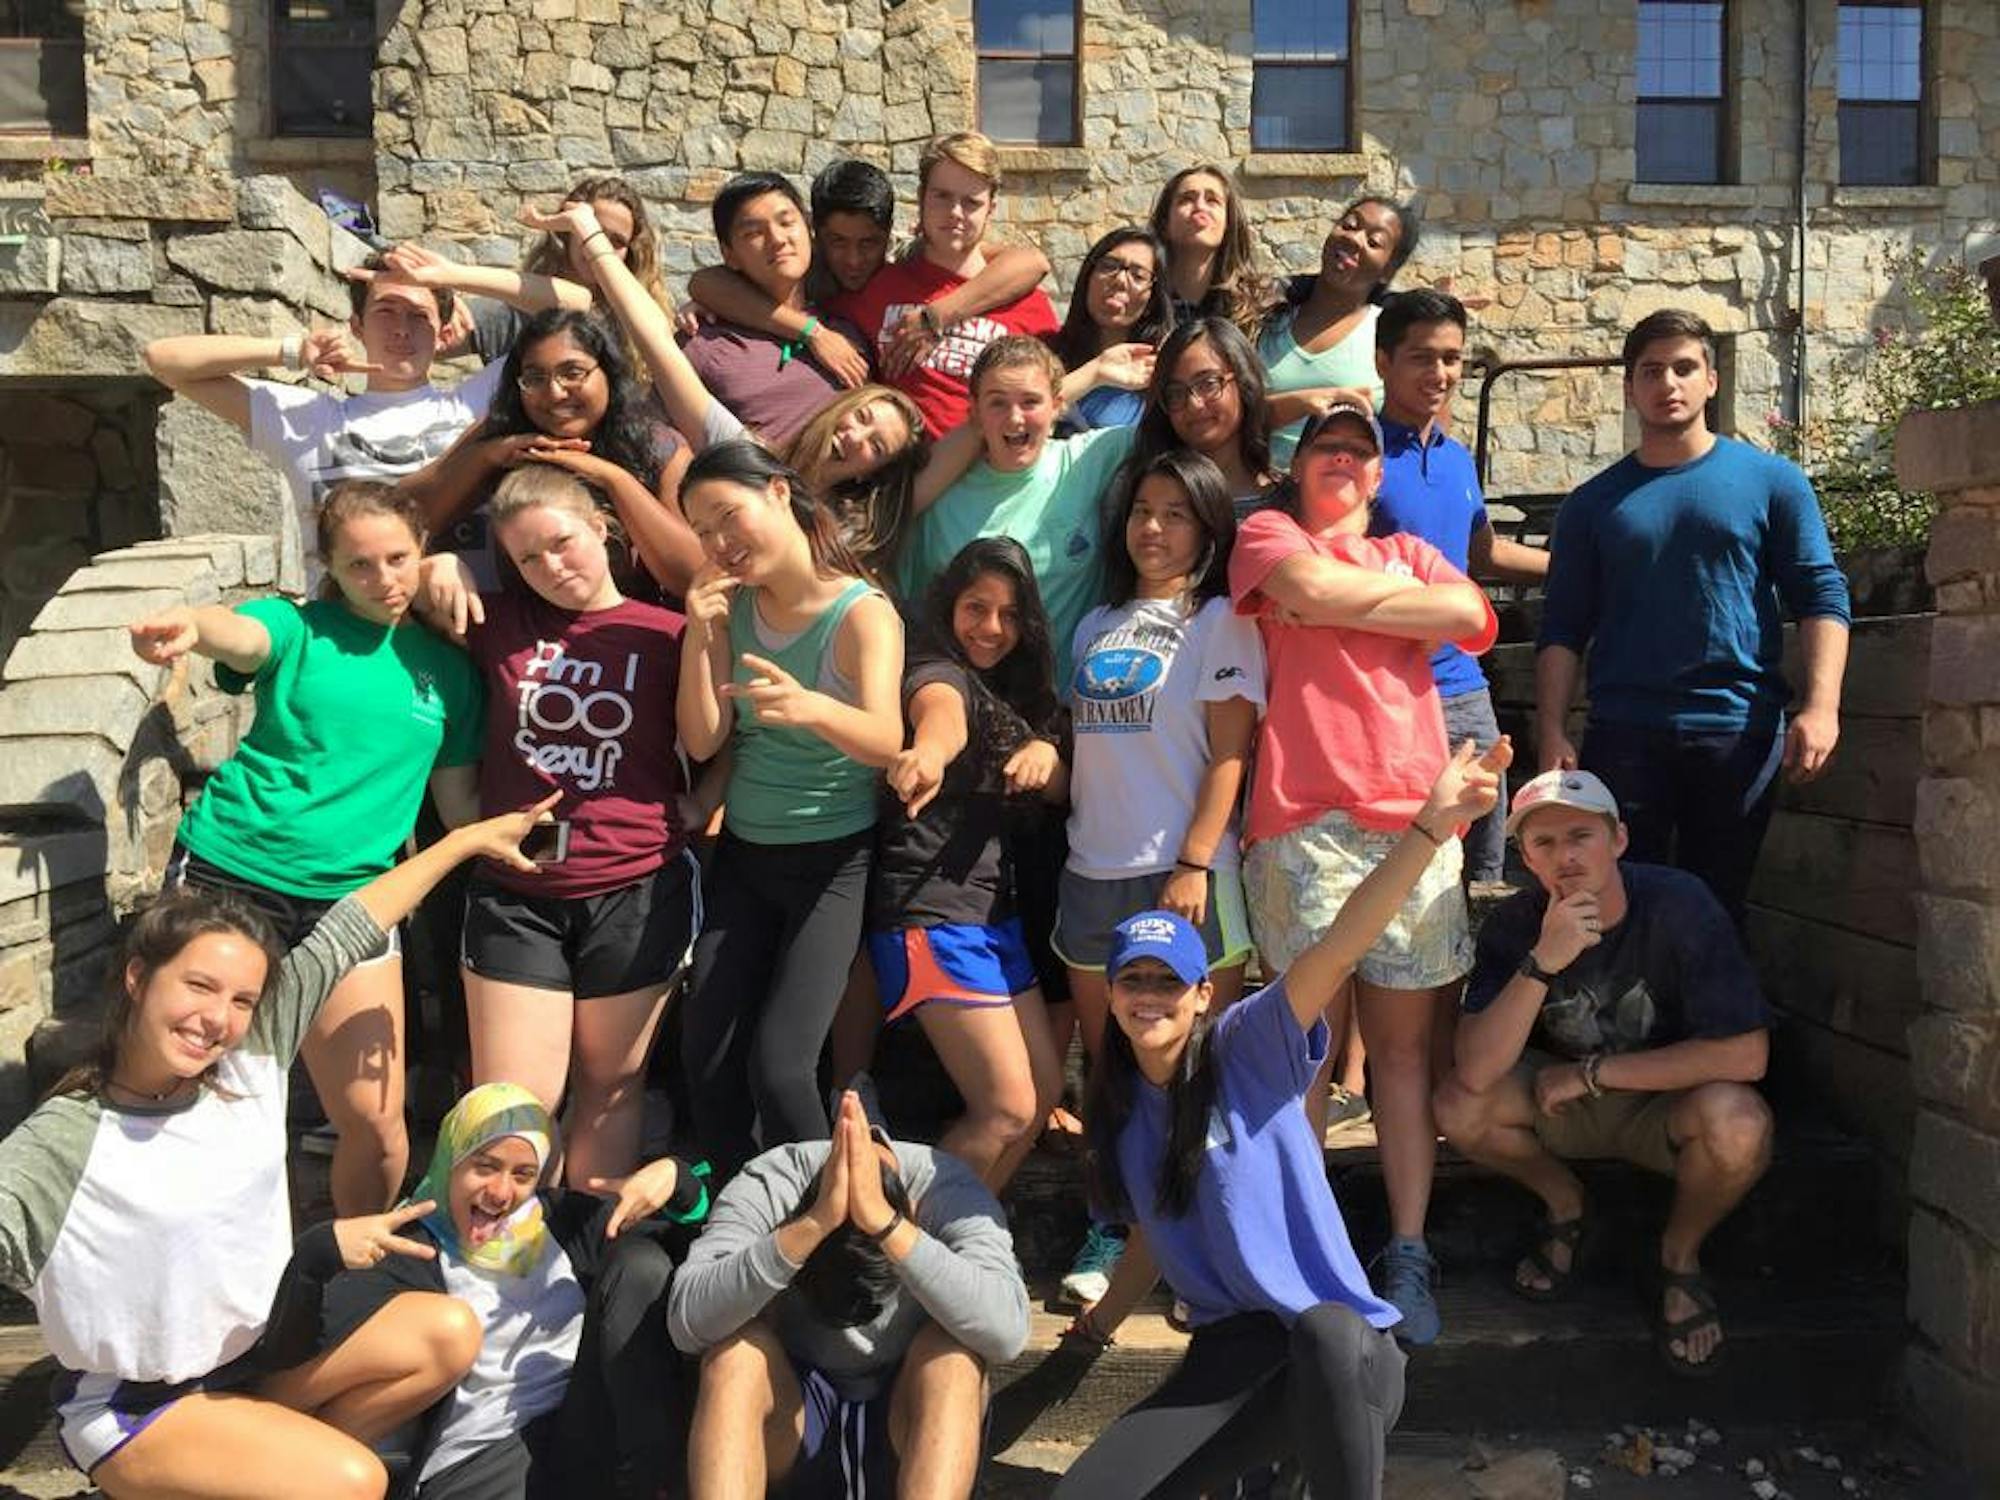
[1765,255,2000,553]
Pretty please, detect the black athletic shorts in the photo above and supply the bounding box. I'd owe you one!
[461,852,700,999]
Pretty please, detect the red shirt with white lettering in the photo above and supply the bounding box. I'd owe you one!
[832,258,1059,437]
[467,588,687,897]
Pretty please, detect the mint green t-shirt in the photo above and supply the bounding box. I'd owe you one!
[1260,303,1384,468]
[894,425,1136,684]
[176,598,484,899]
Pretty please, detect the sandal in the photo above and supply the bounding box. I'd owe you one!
[1512,1212,1587,1302]
[1655,1267,1727,1378]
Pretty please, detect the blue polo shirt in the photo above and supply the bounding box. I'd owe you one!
[1369,415,1490,699]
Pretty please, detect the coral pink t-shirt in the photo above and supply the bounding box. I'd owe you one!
[833,258,1058,437]
[1229,511,1498,842]
[469,589,688,898]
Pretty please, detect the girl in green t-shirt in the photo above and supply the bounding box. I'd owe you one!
[676,440,906,1179]
[129,481,485,1217]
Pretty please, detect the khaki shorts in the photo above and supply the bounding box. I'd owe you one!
[1518,1049,1680,1177]
[1243,807,1470,989]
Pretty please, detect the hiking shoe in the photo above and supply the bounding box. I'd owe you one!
[1380,1236,1441,1346]
[1328,1084,1371,1127]
[1060,1223,1126,1305]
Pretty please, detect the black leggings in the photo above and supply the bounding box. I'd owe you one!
[682,827,874,1179]
[1052,1303,1406,1500]
[413,1233,688,1500]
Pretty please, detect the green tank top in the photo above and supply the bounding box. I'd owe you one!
[724,578,881,845]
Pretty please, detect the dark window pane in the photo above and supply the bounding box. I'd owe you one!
[1839,101,1921,184]
[977,59,1075,144]
[273,0,374,136]
[1252,63,1347,150]
[1637,1,1724,99]
[1838,4,1921,101]
[0,3,83,41]
[1253,0,1348,60]
[0,36,82,133]
[975,0,1074,56]
[1636,99,1722,183]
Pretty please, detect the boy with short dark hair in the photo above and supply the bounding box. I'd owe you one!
[1534,307,1852,922]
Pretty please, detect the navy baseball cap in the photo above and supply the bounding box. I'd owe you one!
[1106,910,1209,987]
[1294,398,1383,458]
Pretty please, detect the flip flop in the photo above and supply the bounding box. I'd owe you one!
[1655,1267,1727,1378]
[1512,1212,1587,1302]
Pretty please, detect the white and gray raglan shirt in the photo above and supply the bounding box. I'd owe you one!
[0,899,386,1384]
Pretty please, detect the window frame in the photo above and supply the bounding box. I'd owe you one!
[1250,0,1357,154]
[973,0,1083,148]
[268,0,377,141]
[0,2,85,138]
[1633,0,1734,186]
[1835,0,1933,187]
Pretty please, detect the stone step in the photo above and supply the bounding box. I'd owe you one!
[989,1268,1907,1451]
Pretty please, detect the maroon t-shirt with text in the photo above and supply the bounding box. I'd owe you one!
[469,589,688,898]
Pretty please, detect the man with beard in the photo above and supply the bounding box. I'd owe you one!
[667,1083,1029,1500]
[144,261,501,591]
[1533,308,1850,923]
[1433,769,1773,1377]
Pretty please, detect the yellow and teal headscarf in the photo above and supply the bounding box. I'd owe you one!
[409,1082,555,1277]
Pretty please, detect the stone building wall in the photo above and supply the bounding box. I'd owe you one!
[1899,396,2000,1486]
[370,0,2000,496]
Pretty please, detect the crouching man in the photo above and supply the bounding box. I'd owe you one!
[1432,769,1774,1376]
[667,1084,1030,1498]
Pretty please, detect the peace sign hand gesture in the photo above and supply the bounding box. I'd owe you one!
[333,1200,438,1269]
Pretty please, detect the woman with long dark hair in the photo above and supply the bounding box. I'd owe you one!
[1148,164,1273,333]
[1123,318,1279,519]
[400,307,703,599]
[1054,742,1507,1499]
[1053,227,1176,437]
[866,537,1069,1190]
[675,440,906,1180]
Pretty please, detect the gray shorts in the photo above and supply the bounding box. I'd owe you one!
[1051,865,1253,973]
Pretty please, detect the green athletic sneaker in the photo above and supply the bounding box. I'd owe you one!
[1061,1222,1126,1305]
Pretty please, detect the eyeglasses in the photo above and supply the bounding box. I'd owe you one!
[1092,256,1156,290]
[517,362,600,394]
[1162,370,1235,412]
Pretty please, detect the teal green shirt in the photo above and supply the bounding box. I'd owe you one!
[1260,304,1384,468]
[724,579,882,845]
[176,598,484,899]
[894,425,1135,684]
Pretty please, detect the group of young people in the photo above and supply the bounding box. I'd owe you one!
[0,128,1853,1499]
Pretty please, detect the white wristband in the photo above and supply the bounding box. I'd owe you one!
[278,335,305,371]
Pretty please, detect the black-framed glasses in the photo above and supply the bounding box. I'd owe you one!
[1092,255,1156,290]
[1162,370,1235,412]
[517,362,600,394]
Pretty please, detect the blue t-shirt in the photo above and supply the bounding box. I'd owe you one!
[1370,416,1490,700]
[1056,384,1144,437]
[1114,981,1400,1332]
[1463,863,1772,1057]
[1537,437,1851,732]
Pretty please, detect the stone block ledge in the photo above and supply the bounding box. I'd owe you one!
[1240,151,1370,180]
[1898,400,2000,495]
[1626,182,1762,208]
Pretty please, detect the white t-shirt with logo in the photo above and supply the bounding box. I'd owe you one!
[1066,594,1266,878]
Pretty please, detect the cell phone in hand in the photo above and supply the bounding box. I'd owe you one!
[520,820,570,865]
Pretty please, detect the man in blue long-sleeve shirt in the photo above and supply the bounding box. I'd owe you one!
[1534,308,1850,923]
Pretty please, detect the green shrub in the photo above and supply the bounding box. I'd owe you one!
[1764,255,2000,553]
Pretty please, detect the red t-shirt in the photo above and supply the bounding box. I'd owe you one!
[1229,512,1498,841]
[469,589,688,898]
[833,258,1059,437]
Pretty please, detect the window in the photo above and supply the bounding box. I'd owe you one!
[975,0,1078,146]
[271,0,375,139]
[0,2,85,137]
[1636,1,1728,184]
[1251,0,1352,151]
[1838,2,1925,185]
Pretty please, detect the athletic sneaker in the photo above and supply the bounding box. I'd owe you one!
[1328,1084,1372,1127]
[1061,1223,1126,1305]
[1380,1236,1441,1346]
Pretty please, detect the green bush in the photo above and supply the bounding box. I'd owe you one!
[1764,255,2000,553]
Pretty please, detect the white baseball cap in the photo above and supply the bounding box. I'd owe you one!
[1504,769,1621,838]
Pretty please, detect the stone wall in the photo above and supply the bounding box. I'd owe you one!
[0,536,269,1121]
[1899,396,2000,1485]
[372,0,2000,496]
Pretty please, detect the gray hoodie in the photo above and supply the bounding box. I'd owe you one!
[667,1140,1030,1399]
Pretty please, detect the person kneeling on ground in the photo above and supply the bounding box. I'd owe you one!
[668,1082,1030,1500]
[1055,739,1508,1500]
[1432,769,1775,1377]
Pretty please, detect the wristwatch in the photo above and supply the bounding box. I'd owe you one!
[1518,951,1560,986]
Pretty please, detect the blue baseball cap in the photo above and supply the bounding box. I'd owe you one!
[1106,910,1209,987]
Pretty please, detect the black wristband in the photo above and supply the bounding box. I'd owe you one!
[1174,857,1210,873]
[864,1207,905,1242]
[1518,951,1560,986]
